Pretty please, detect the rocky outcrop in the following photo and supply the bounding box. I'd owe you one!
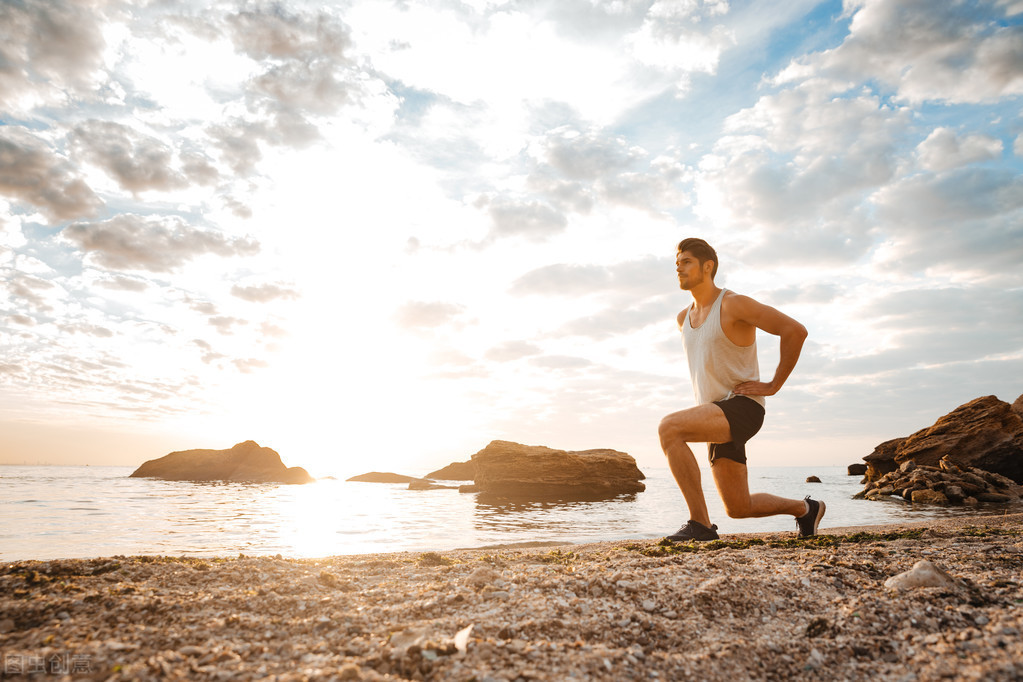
[130,441,314,484]
[407,480,459,491]
[424,461,475,480]
[855,456,1023,506]
[847,463,867,476]
[862,394,1023,484]
[347,472,423,484]
[470,440,645,497]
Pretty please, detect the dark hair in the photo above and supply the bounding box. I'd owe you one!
[676,238,718,279]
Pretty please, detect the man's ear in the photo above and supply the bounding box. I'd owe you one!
[704,260,715,278]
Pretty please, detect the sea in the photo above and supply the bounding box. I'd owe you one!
[2,464,1018,562]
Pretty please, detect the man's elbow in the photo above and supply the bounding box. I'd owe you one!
[790,322,808,342]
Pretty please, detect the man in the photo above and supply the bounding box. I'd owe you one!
[659,237,825,541]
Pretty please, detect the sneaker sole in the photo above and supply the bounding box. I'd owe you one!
[804,500,826,537]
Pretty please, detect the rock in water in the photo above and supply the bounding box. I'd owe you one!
[470,440,645,497]
[130,441,314,484]
[861,394,1023,483]
[884,560,955,591]
[424,460,475,480]
[347,472,422,483]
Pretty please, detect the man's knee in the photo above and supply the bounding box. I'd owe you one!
[721,499,752,519]
[659,414,692,448]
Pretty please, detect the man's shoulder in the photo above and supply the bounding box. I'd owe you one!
[720,290,766,320]
[721,289,756,306]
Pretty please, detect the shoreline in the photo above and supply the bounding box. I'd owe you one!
[2,514,1021,680]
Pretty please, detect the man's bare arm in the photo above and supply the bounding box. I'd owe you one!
[727,295,808,397]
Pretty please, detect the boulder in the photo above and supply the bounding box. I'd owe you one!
[854,455,1023,506]
[862,394,1023,484]
[424,460,475,481]
[347,472,422,483]
[806,476,822,483]
[847,463,868,476]
[130,441,314,484]
[470,440,645,497]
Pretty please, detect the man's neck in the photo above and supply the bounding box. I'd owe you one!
[689,281,721,309]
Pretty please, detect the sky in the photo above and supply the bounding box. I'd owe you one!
[1,0,1022,478]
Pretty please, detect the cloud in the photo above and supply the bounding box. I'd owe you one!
[394,301,469,329]
[487,199,567,242]
[220,6,361,146]
[0,127,102,221]
[231,283,300,303]
[527,127,690,215]
[207,119,269,176]
[62,214,260,272]
[4,273,56,314]
[915,127,1003,172]
[484,340,542,362]
[529,355,593,370]
[96,276,148,292]
[766,283,841,306]
[790,0,1023,104]
[558,298,677,340]
[71,120,188,193]
[209,316,247,335]
[233,357,269,373]
[0,0,108,108]
[55,322,114,338]
[510,256,673,298]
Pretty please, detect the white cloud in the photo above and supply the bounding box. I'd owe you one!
[62,214,260,272]
[796,0,1023,104]
[0,127,102,221]
[915,127,1003,172]
[394,301,469,329]
[0,0,109,111]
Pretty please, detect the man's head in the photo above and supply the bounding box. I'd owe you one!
[676,237,718,280]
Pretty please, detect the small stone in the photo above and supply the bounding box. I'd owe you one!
[0,619,14,634]
[884,560,956,590]
[338,664,362,680]
[641,599,657,612]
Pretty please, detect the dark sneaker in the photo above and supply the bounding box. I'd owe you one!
[796,496,826,537]
[666,519,719,542]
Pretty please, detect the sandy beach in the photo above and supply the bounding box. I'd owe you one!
[2,513,1021,681]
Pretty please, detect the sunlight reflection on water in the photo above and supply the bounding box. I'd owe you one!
[1,464,1019,561]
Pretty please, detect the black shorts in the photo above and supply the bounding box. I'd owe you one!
[708,395,765,466]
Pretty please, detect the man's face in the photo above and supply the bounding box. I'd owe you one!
[675,250,704,290]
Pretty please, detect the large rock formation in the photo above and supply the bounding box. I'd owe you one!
[130,441,314,484]
[855,455,1022,506]
[862,394,1023,484]
[470,440,645,497]
[347,472,423,484]
[424,461,475,480]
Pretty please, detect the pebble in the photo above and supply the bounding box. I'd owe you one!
[884,560,956,590]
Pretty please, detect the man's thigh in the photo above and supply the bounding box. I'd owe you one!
[660,402,732,444]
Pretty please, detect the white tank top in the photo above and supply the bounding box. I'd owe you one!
[681,288,765,408]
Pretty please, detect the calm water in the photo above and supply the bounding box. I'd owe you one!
[2,464,1018,561]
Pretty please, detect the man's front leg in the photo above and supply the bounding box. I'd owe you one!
[658,404,732,527]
